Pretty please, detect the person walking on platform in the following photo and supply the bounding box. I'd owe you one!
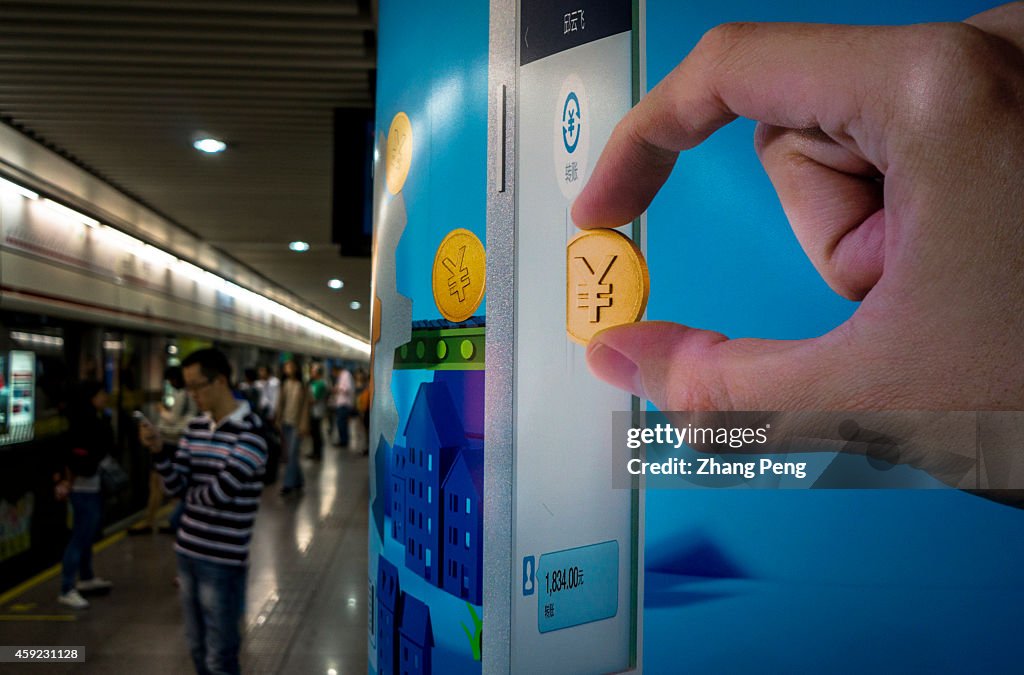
[275,359,308,496]
[130,366,195,535]
[139,348,267,675]
[353,368,370,455]
[306,363,328,460]
[331,364,354,449]
[255,364,279,423]
[56,380,114,609]
[325,364,339,442]
[237,367,262,413]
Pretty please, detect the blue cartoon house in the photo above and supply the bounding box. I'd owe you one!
[398,593,433,675]
[390,445,407,543]
[376,556,402,675]
[403,382,463,585]
[441,448,483,604]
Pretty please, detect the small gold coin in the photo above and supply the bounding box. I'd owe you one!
[385,112,413,195]
[432,229,486,323]
[566,229,649,344]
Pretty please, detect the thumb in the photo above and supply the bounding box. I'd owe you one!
[585,320,859,411]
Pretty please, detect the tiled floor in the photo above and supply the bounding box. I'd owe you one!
[0,443,369,674]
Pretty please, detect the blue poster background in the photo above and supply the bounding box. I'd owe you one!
[642,1,1024,672]
[378,2,489,321]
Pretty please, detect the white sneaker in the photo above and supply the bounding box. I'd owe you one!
[57,589,89,609]
[77,577,113,592]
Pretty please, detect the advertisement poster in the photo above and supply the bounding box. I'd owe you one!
[0,353,7,436]
[368,1,488,673]
[0,351,36,446]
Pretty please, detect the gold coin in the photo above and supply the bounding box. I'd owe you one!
[385,112,413,195]
[432,229,486,323]
[566,229,649,344]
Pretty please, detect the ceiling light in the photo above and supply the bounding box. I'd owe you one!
[42,198,99,227]
[349,301,361,310]
[11,331,64,348]
[327,278,344,290]
[289,241,310,252]
[193,137,227,154]
[0,176,38,200]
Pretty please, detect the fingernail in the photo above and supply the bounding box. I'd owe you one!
[586,341,646,399]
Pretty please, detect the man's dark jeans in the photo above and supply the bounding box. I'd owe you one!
[176,553,247,675]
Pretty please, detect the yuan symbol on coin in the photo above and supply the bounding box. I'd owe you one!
[432,229,486,323]
[566,229,649,344]
[385,112,413,195]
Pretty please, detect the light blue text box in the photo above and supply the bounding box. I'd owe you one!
[537,540,619,633]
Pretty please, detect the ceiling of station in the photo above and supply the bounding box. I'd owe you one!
[0,0,376,340]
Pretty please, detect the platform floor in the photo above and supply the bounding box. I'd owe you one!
[0,443,370,674]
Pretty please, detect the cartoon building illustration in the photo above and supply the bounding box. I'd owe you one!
[403,382,464,585]
[377,556,402,675]
[398,593,434,675]
[376,553,436,675]
[385,333,486,606]
[441,449,483,604]
[390,444,407,544]
[373,435,392,541]
[373,318,485,672]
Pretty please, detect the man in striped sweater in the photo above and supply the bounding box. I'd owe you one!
[140,348,267,675]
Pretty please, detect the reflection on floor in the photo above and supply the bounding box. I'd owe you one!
[0,444,369,674]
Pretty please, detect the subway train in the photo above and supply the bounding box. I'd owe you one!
[0,309,365,596]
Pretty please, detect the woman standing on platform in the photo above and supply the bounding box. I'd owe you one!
[55,380,114,609]
[276,360,309,496]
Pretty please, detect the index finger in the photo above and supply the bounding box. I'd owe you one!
[571,21,902,228]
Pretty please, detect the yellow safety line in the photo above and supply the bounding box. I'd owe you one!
[0,566,64,609]
[0,502,174,608]
[0,614,77,622]
[92,530,126,555]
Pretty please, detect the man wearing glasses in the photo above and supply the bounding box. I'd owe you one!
[140,348,267,675]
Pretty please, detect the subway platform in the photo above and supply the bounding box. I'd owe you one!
[0,446,369,674]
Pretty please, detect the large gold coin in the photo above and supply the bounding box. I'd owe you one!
[566,229,649,344]
[385,112,412,195]
[432,229,486,323]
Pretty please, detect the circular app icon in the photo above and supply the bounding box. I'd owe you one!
[553,74,590,200]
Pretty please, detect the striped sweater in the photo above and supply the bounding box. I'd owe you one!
[154,402,267,566]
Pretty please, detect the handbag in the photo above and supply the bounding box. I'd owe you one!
[98,455,130,494]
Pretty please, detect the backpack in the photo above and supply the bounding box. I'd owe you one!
[240,386,262,416]
[249,413,281,486]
